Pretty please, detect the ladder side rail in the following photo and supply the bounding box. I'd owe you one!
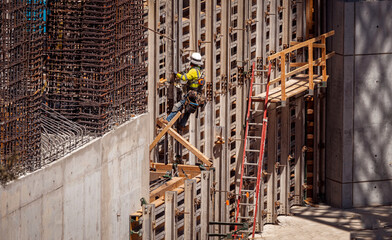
[252,62,272,238]
[234,62,256,225]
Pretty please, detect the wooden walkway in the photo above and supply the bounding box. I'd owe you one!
[254,74,326,102]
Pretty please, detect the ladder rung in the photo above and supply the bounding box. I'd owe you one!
[255,69,269,72]
[238,216,253,219]
[243,176,257,180]
[244,162,258,166]
[251,109,264,113]
[252,83,268,85]
[247,136,262,139]
[245,149,260,153]
[241,189,255,192]
[248,122,262,126]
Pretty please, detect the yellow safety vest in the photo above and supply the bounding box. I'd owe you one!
[176,67,201,89]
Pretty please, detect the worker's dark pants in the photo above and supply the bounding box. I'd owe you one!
[166,98,191,127]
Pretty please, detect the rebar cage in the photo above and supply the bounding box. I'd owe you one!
[0,0,147,177]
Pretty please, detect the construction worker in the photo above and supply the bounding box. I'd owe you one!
[166,52,205,128]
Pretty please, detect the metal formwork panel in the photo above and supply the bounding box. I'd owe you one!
[146,0,310,236]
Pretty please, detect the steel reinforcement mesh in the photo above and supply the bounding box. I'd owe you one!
[0,0,146,176]
[0,0,45,172]
[46,0,147,133]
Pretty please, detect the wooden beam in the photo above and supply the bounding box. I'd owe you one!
[321,36,327,83]
[291,42,324,48]
[308,42,314,92]
[281,53,286,102]
[149,112,181,152]
[313,43,325,48]
[290,62,307,67]
[150,177,185,202]
[157,120,212,166]
[290,41,300,46]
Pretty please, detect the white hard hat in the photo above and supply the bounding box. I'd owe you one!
[190,52,203,66]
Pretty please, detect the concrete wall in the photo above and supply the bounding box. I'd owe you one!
[326,0,392,207]
[0,113,150,240]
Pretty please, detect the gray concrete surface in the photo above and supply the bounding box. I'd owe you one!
[326,0,392,207]
[255,205,392,240]
[0,113,150,240]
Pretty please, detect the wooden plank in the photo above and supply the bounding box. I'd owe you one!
[290,62,307,67]
[268,38,316,60]
[259,79,308,99]
[157,120,212,166]
[256,75,326,102]
[290,41,325,48]
[290,41,300,46]
[313,43,325,48]
[149,112,181,152]
[149,177,185,202]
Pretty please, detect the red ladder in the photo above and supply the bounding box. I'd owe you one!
[234,62,272,238]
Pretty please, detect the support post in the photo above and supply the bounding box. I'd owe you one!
[142,204,155,240]
[281,53,286,105]
[147,0,160,161]
[280,99,290,215]
[294,97,304,204]
[266,103,277,223]
[189,0,201,165]
[201,171,211,240]
[165,191,178,240]
[308,42,314,95]
[220,0,231,234]
[166,0,175,162]
[184,179,196,240]
[321,36,327,87]
[282,0,290,47]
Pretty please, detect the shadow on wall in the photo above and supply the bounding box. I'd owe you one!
[352,2,392,206]
[326,1,392,207]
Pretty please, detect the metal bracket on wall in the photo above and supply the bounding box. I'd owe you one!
[221,74,228,93]
[256,57,263,76]
[238,66,244,85]
[206,82,213,101]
